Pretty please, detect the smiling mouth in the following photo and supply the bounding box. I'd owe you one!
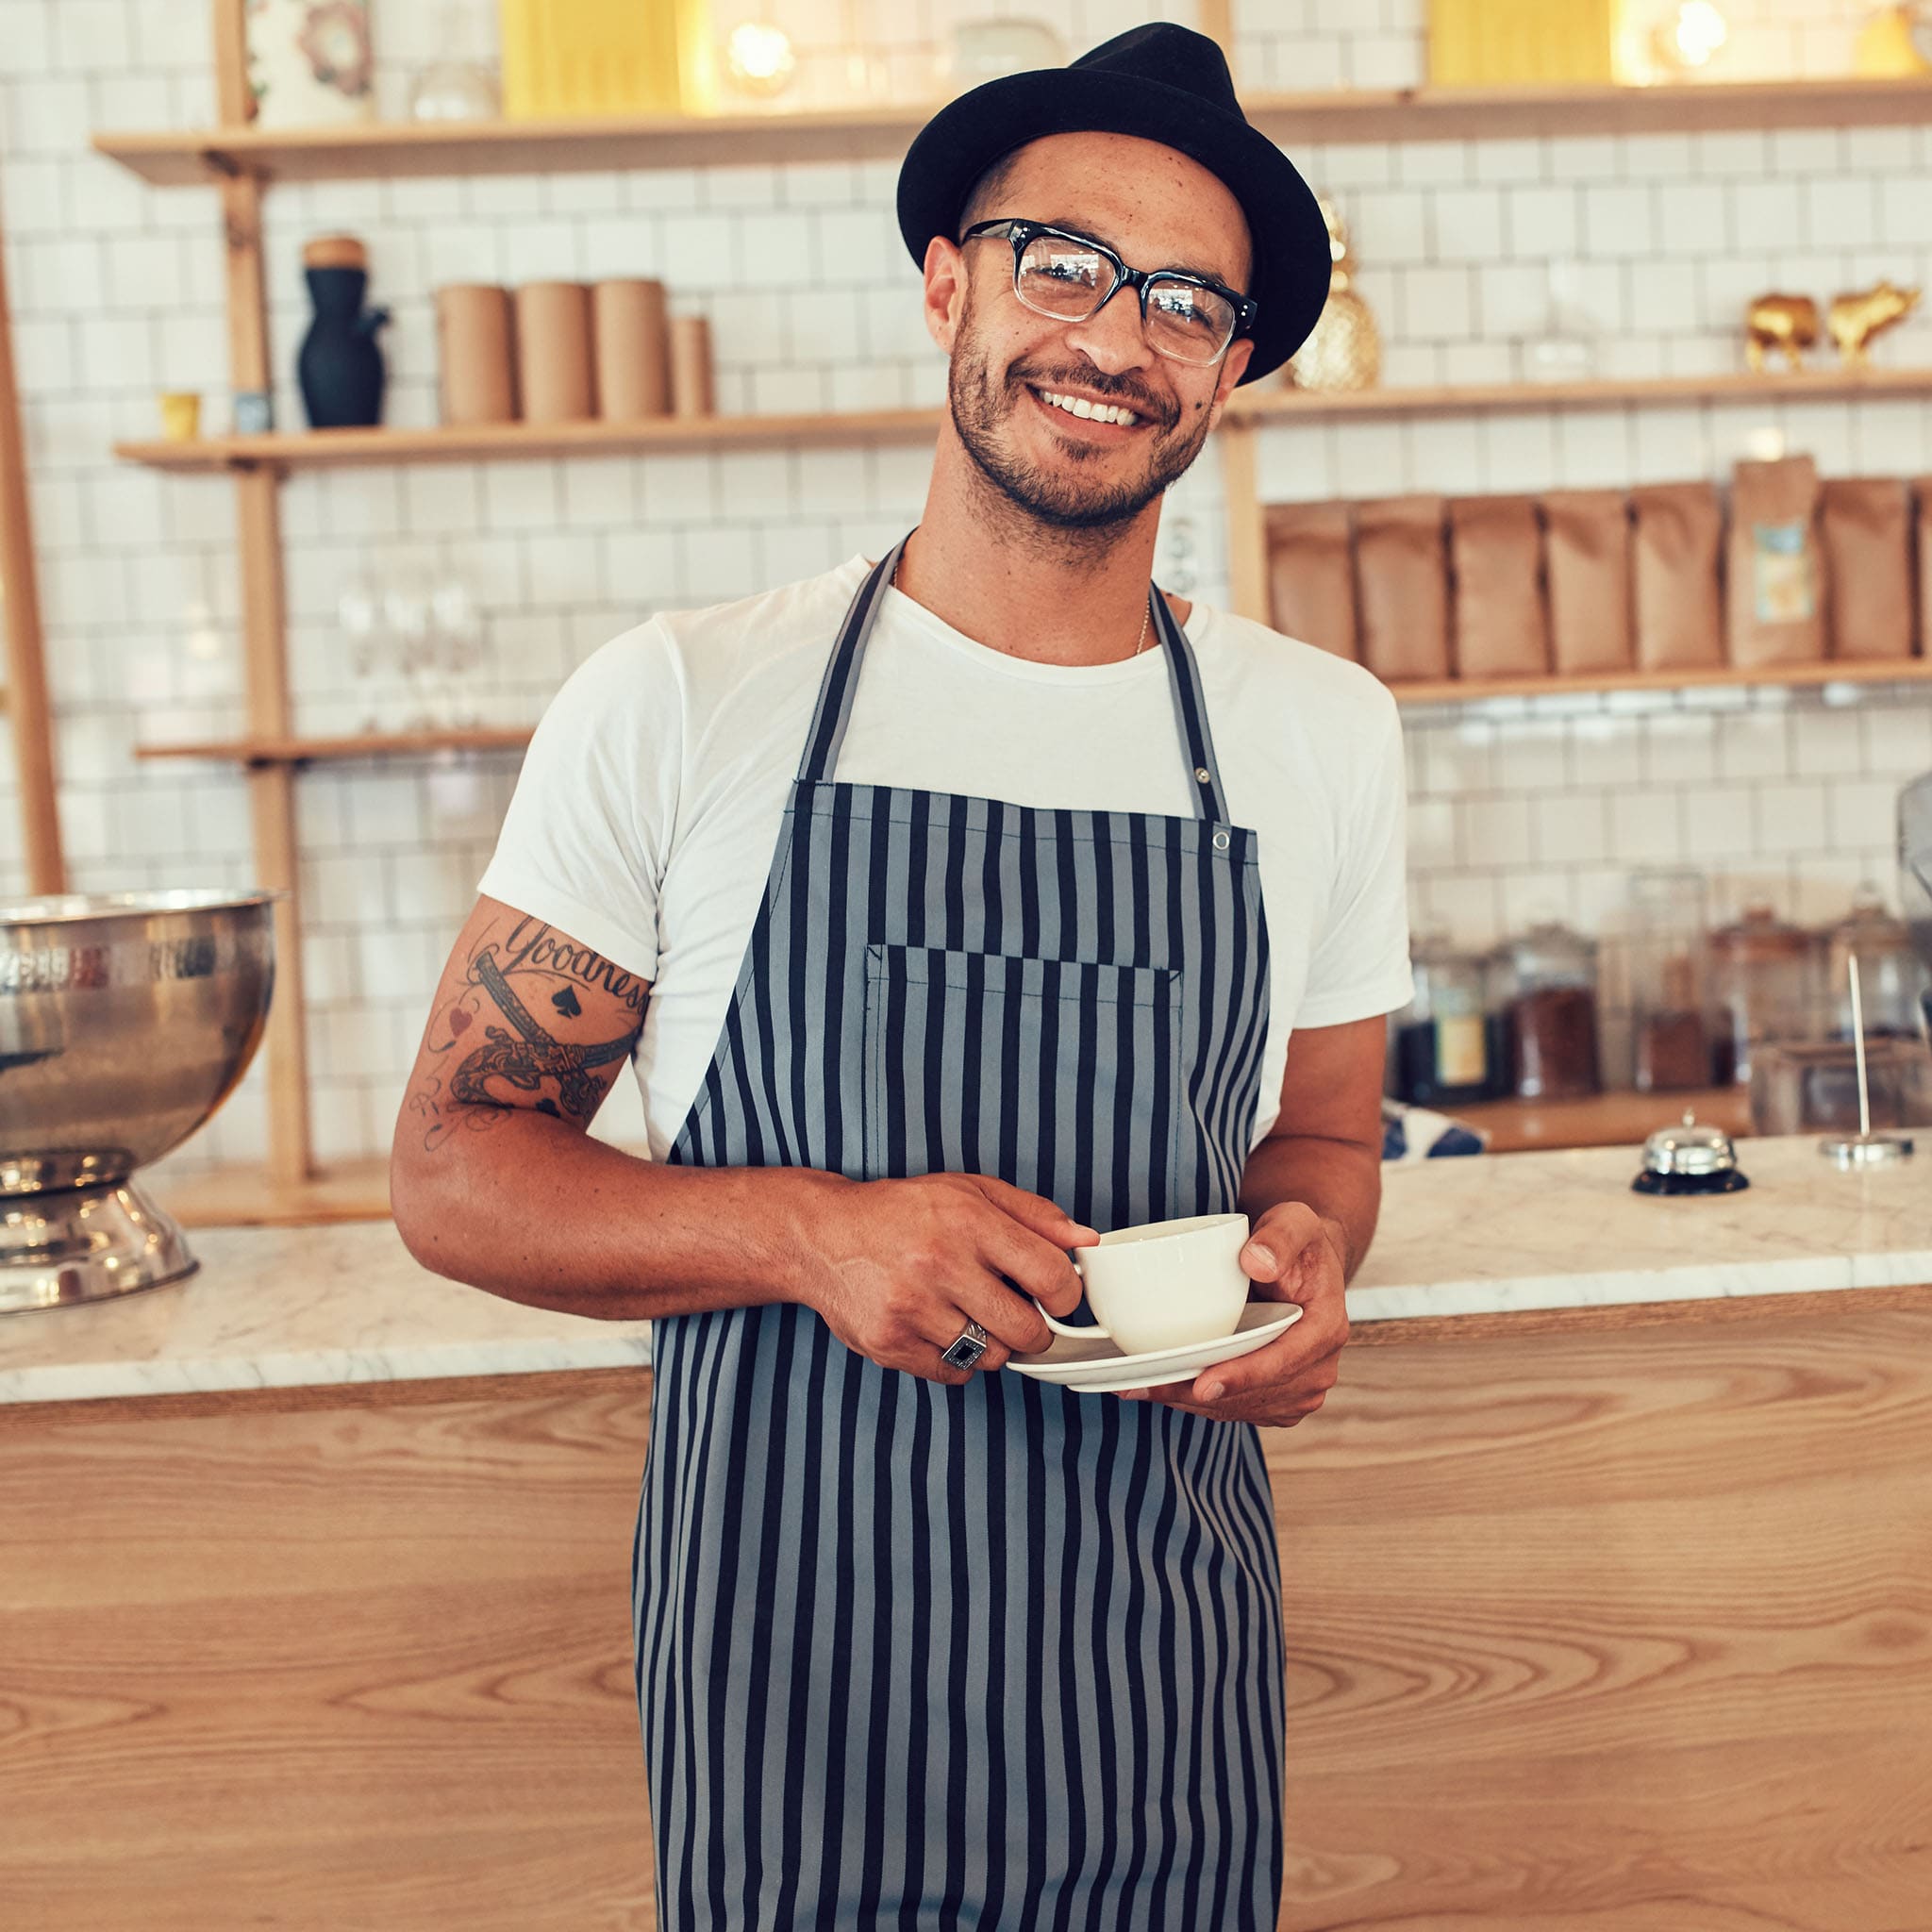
[1027,384,1153,431]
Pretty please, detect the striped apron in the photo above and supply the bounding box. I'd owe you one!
[633,539,1283,1930]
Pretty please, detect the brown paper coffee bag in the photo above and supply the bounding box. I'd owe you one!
[1726,454,1825,666]
[1354,495,1450,683]
[1541,488,1633,675]
[1447,493,1549,679]
[1266,502,1357,660]
[1630,481,1724,671]
[1821,476,1912,660]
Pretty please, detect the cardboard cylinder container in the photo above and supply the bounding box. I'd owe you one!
[670,314,715,418]
[592,277,672,421]
[513,280,595,424]
[436,284,517,425]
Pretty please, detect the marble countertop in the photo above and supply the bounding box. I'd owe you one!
[3,1136,1927,1408]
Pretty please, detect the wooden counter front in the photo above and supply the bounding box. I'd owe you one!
[5,1300,1927,1930]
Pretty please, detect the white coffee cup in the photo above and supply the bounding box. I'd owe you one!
[1036,1211,1253,1357]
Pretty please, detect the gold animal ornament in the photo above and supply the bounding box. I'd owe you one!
[1744,293,1819,373]
[1286,196,1381,392]
[1828,279,1922,365]
[1855,3,1931,75]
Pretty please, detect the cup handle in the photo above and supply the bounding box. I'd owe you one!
[1033,1295,1109,1341]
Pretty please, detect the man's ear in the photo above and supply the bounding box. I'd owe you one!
[922,236,969,355]
[1204,336,1256,432]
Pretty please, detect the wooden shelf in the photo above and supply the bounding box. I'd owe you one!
[111,364,1932,477]
[114,406,943,473]
[1453,1086,1754,1155]
[151,1155,392,1227]
[92,77,1932,187]
[147,1091,1749,1227]
[1387,655,1932,706]
[92,103,933,186]
[130,658,1932,772]
[1245,75,1932,142]
[150,1091,1748,1224]
[135,726,533,766]
[149,1142,642,1226]
[1242,363,1932,424]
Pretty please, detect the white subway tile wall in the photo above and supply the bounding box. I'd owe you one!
[0,0,1927,1176]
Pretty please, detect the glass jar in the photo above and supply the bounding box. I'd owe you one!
[1389,934,1494,1106]
[408,3,499,120]
[1708,904,1826,1086]
[1627,870,1712,1093]
[1905,771,1932,1038]
[1750,1038,1932,1137]
[1492,921,1602,1101]
[1824,885,1929,1041]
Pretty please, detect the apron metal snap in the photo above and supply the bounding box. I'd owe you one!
[1212,829,1230,851]
[1194,766,1211,783]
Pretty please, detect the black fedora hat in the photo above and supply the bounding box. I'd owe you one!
[896,23,1332,386]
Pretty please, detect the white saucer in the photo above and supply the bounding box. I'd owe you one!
[1005,1302,1303,1394]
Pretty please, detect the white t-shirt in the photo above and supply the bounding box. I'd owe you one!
[477,554,1413,1161]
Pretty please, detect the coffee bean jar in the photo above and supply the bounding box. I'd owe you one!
[1389,932,1496,1107]
[1491,920,1603,1102]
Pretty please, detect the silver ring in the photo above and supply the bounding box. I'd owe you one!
[939,1319,990,1372]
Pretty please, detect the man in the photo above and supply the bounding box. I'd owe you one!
[392,23,1411,1930]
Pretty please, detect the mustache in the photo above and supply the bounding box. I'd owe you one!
[1011,365,1176,430]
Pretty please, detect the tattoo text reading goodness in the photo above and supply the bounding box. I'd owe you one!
[407,918,646,1154]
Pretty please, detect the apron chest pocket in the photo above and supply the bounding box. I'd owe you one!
[861,943,1185,1229]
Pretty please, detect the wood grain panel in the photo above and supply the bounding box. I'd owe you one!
[4,1308,1926,1929]
[1,1389,658,1931]
[1266,1307,1932,1929]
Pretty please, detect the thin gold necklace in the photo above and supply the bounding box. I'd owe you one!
[891,552,1153,658]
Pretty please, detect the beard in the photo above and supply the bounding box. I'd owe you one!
[946,308,1216,533]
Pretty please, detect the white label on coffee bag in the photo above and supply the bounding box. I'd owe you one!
[1752,521,1816,624]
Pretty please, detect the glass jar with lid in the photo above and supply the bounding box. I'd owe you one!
[1491,920,1602,1101]
[1824,885,1929,1040]
[1389,933,1495,1106]
[1707,903,1826,1086]
[1626,869,1712,1092]
[1904,771,1932,1038]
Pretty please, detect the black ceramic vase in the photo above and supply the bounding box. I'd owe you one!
[297,265,390,429]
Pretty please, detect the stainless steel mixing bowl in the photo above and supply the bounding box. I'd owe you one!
[0,889,278,1314]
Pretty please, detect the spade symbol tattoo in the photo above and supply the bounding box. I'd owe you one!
[551,987,583,1018]
[450,954,630,1119]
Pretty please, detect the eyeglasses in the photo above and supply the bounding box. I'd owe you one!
[960,217,1257,367]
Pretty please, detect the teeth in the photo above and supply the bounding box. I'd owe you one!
[1041,389,1137,427]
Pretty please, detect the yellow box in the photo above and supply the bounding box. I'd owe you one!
[1428,0,1619,86]
[498,0,717,119]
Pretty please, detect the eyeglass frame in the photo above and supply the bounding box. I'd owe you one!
[958,216,1259,364]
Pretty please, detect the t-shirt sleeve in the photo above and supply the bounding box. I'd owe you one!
[475,619,677,984]
[1293,690,1414,1028]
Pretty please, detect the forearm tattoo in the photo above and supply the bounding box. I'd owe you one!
[407,917,646,1155]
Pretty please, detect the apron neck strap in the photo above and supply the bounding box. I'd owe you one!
[798,532,1230,824]
[795,539,903,787]
[1150,586,1229,824]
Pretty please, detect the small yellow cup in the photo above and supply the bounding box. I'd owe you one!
[158,391,201,441]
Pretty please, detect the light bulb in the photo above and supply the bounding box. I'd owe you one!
[1671,1,1728,68]
[725,20,795,96]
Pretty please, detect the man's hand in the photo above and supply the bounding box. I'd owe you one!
[1118,1201,1348,1426]
[794,1173,1097,1385]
